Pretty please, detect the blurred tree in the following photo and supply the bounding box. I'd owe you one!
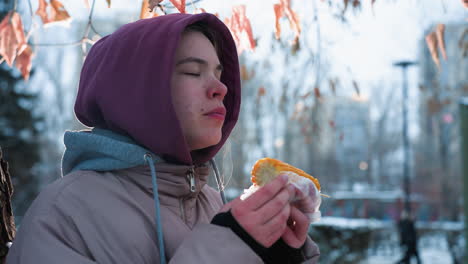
[0,146,15,264]
[0,58,41,224]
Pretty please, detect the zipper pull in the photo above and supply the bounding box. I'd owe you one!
[187,167,196,193]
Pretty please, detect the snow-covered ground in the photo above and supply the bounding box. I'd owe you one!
[314,217,462,264]
[363,248,452,264]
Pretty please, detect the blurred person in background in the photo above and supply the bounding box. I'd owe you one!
[396,210,421,264]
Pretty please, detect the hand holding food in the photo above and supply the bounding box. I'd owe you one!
[220,175,295,248]
[241,158,323,223]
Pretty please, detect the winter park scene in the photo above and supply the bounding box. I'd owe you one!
[0,0,467,263]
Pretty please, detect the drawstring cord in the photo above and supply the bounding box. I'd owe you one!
[210,159,227,205]
[144,154,166,264]
[144,156,224,264]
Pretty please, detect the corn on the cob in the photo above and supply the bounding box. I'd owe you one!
[251,157,321,191]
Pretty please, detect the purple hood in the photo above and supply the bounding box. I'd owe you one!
[74,13,241,165]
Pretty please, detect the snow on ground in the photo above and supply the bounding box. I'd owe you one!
[362,231,455,263]
[362,248,452,264]
[314,217,461,264]
[315,216,392,229]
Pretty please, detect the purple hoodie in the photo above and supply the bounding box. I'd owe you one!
[75,13,241,165]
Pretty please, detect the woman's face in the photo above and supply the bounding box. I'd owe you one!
[171,30,227,151]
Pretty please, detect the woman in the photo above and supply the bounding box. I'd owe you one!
[6,13,320,263]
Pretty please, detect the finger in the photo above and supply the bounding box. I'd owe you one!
[281,225,300,248]
[263,224,286,248]
[233,203,289,248]
[290,206,309,237]
[242,174,289,211]
[261,205,290,247]
[261,203,290,237]
[281,207,309,248]
[256,184,295,224]
[293,195,315,214]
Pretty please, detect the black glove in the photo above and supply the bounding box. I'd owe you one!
[211,210,306,264]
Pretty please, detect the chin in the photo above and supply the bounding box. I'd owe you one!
[204,134,222,148]
[190,132,222,150]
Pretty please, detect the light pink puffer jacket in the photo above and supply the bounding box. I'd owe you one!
[7,162,320,263]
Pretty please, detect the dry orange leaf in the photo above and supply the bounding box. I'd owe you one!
[195,8,207,14]
[16,45,34,80]
[36,0,49,24]
[425,24,447,69]
[169,0,185,13]
[0,12,26,67]
[425,31,440,69]
[106,0,111,8]
[240,64,251,81]
[140,0,150,19]
[258,86,266,97]
[224,5,255,55]
[314,86,321,99]
[49,0,71,24]
[273,3,283,40]
[140,0,156,19]
[273,0,301,45]
[435,24,447,60]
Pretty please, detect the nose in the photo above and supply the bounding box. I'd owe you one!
[207,77,228,100]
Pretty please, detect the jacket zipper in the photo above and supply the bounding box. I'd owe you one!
[179,166,196,223]
[186,166,196,193]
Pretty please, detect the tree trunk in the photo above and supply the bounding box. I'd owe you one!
[0,147,15,264]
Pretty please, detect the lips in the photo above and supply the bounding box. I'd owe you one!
[205,107,226,121]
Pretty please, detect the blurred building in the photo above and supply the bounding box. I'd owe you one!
[309,95,371,191]
[415,23,467,221]
[334,96,371,186]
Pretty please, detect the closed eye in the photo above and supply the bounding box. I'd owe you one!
[183,72,201,77]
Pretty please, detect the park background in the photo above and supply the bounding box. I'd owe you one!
[1,0,467,263]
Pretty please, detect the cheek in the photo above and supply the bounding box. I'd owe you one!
[176,96,205,118]
[171,81,207,127]
[177,102,195,119]
[174,100,203,129]
[173,93,195,116]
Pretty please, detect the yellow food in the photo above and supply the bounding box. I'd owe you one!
[251,158,321,191]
